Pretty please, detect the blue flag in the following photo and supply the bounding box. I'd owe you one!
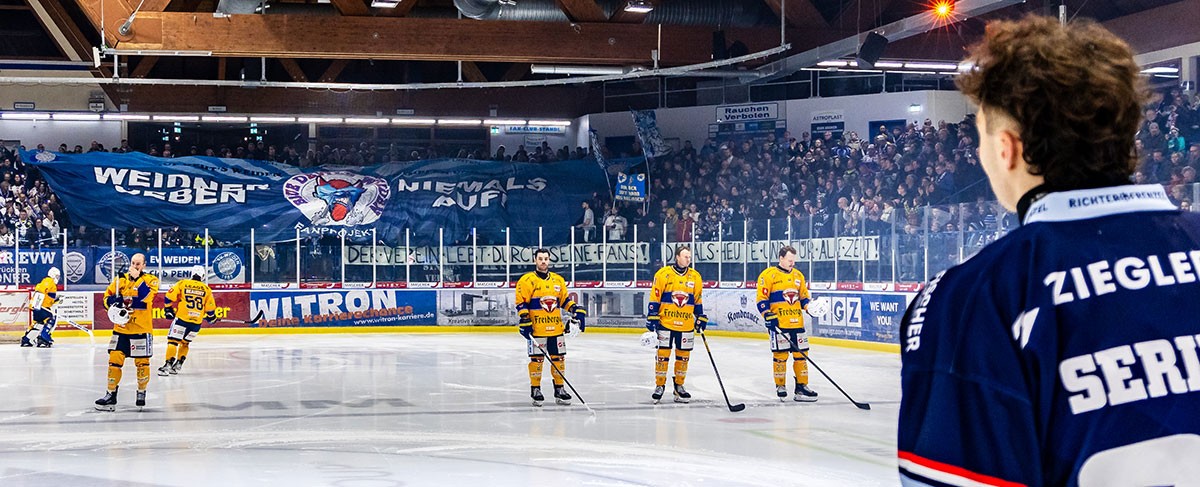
[631,110,673,159]
[25,150,607,246]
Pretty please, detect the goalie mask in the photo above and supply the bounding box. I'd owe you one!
[107,304,130,325]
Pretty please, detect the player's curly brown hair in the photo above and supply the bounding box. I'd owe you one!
[956,15,1148,189]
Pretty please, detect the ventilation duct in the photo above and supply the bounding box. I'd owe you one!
[454,0,774,26]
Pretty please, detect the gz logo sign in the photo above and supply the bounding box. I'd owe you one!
[830,296,862,328]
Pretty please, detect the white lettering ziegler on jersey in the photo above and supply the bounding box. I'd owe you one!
[1060,333,1200,414]
[1043,251,1200,306]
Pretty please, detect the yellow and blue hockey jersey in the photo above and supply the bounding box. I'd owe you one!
[648,266,705,332]
[755,265,810,330]
[165,277,216,325]
[515,271,579,337]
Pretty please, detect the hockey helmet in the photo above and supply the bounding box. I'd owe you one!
[806,297,830,318]
[640,331,657,349]
[48,267,61,284]
[191,265,206,281]
[107,304,130,325]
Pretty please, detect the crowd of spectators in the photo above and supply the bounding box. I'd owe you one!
[4,88,1197,278]
[1134,87,1200,210]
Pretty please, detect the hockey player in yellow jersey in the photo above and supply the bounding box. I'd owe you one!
[21,268,61,348]
[515,249,586,407]
[95,253,160,411]
[159,265,216,376]
[646,245,707,403]
[756,245,817,402]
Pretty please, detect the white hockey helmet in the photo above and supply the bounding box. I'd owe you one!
[47,267,61,284]
[806,296,830,318]
[191,265,206,281]
[107,304,130,325]
[640,331,657,349]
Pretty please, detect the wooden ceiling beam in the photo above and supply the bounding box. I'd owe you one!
[555,0,607,22]
[329,0,369,16]
[130,55,159,77]
[279,58,308,82]
[501,62,530,81]
[318,59,350,82]
[70,0,722,65]
[460,61,487,83]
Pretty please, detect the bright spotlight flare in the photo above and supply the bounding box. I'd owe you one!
[932,0,954,18]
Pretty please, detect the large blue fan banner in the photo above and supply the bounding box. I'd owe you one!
[25,150,607,246]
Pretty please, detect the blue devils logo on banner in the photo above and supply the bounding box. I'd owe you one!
[614,172,646,202]
[631,110,672,159]
[284,172,390,226]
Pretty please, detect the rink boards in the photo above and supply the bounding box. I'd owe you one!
[12,288,915,348]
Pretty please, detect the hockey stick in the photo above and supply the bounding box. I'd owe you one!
[214,310,265,326]
[791,333,870,410]
[696,329,746,413]
[61,319,93,336]
[535,342,597,418]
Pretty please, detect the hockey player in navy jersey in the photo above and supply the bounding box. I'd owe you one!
[898,16,1200,487]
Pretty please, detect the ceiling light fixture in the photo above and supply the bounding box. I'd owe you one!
[531,65,629,76]
[484,119,526,126]
[1,112,49,120]
[623,0,653,14]
[526,120,572,126]
[51,113,102,121]
[391,118,437,125]
[437,119,483,126]
[249,116,297,123]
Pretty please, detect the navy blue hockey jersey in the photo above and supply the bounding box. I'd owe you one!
[898,184,1200,487]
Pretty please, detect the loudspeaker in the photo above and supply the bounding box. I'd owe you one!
[712,30,728,60]
[857,32,889,69]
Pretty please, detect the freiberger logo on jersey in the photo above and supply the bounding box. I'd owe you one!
[783,288,800,305]
[671,291,690,307]
[284,172,390,226]
[539,295,559,312]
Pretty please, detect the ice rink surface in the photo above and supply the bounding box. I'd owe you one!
[0,333,900,486]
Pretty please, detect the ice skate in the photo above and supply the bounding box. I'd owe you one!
[94,388,118,412]
[794,383,818,402]
[158,359,175,377]
[673,384,691,403]
[553,386,572,405]
[651,385,665,404]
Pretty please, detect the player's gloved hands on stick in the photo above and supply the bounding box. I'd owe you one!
[519,315,533,339]
[695,314,708,332]
[164,307,176,320]
[763,311,781,333]
[105,295,122,308]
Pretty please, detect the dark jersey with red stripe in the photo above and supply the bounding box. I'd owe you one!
[898,185,1200,487]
